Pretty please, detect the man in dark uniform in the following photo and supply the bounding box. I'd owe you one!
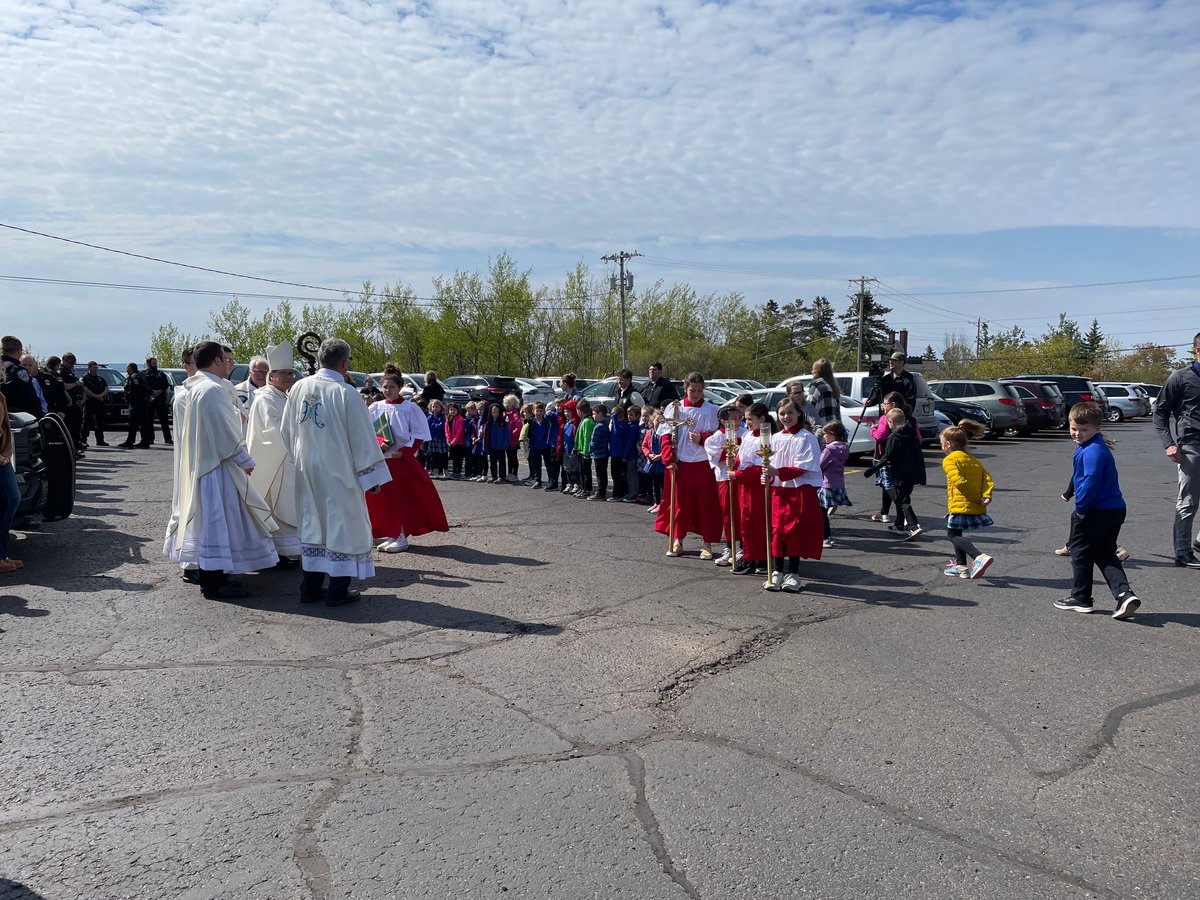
[1,335,42,417]
[144,356,173,445]
[119,362,153,448]
[642,361,680,410]
[58,353,86,455]
[81,360,111,447]
[876,351,917,410]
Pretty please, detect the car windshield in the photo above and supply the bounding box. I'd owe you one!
[581,381,617,398]
[97,369,126,386]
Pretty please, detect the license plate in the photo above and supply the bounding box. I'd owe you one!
[121,407,131,416]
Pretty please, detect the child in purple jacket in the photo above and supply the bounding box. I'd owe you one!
[818,420,852,548]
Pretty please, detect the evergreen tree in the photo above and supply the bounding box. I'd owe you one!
[798,296,838,345]
[923,344,936,361]
[1083,318,1105,364]
[838,290,892,364]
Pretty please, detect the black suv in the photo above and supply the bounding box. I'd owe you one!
[442,375,524,403]
[9,411,76,522]
[1005,375,1107,418]
[91,366,130,424]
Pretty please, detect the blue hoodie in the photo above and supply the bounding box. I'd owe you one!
[1072,433,1124,513]
[589,418,610,458]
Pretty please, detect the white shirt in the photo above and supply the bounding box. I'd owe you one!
[656,399,720,464]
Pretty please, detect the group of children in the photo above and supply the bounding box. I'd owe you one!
[400,380,1139,619]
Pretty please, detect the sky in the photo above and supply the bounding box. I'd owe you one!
[2,0,1198,366]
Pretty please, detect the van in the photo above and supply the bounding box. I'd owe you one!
[783,371,940,445]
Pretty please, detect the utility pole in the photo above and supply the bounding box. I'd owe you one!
[848,276,879,367]
[602,250,641,371]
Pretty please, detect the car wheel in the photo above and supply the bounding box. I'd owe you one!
[984,429,1002,440]
[1106,408,1123,423]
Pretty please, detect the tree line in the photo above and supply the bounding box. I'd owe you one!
[148,253,1181,385]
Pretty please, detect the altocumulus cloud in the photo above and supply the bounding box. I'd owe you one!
[2,0,1198,258]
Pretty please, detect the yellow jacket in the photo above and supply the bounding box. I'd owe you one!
[943,450,994,515]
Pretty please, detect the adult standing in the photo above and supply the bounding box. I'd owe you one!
[235,356,269,409]
[876,351,916,409]
[642,361,679,410]
[559,373,583,403]
[784,379,817,428]
[247,343,301,567]
[80,361,110,447]
[144,357,173,445]
[655,372,723,558]
[806,358,841,428]
[39,357,71,416]
[2,335,41,417]
[119,362,153,449]
[421,370,446,404]
[282,339,391,606]
[167,346,199,583]
[1153,331,1200,569]
[164,341,278,600]
[58,353,86,456]
[614,368,645,412]
[18,355,50,417]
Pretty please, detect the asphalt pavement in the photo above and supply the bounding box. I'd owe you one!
[1,418,1197,899]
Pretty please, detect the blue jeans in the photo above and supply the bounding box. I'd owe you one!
[0,463,19,559]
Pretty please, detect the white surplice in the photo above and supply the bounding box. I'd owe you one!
[247,384,301,557]
[390,396,431,447]
[282,369,390,578]
[163,372,278,573]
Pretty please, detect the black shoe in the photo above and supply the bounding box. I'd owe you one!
[117,442,135,448]
[300,571,326,603]
[326,590,361,607]
[544,483,558,491]
[96,441,110,446]
[1112,591,1141,620]
[273,557,300,570]
[165,440,174,445]
[752,565,769,576]
[181,569,200,584]
[1174,555,1200,569]
[731,562,756,575]
[1054,597,1095,613]
[136,443,152,449]
[203,583,251,600]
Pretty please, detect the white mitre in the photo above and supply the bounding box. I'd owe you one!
[266,342,294,372]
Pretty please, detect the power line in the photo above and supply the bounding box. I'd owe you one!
[0,222,352,293]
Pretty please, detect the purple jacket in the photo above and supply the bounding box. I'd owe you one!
[820,440,849,490]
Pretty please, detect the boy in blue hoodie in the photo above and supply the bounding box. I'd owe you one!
[1056,403,1140,619]
[607,405,630,502]
[528,401,556,489]
[588,403,610,501]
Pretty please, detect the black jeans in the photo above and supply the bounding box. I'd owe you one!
[149,397,172,442]
[449,445,466,475]
[1069,508,1131,602]
[83,399,107,444]
[125,402,153,445]
[593,457,608,497]
[529,448,552,482]
[579,458,593,494]
[506,448,519,478]
[610,457,627,498]
[489,450,507,480]
[887,483,919,531]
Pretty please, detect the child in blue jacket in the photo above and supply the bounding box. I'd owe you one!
[588,403,610,501]
[1055,403,1140,620]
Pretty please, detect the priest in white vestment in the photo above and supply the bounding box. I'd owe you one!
[166,346,200,584]
[247,343,301,565]
[163,341,278,600]
[281,338,390,607]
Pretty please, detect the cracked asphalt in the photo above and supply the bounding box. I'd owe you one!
[1,419,1197,899]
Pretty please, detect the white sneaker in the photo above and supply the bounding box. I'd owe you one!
[715,548,733,567]
[781,574,803,593]
[822,538,835,548]
[763,571,783,591]
[380,536,409,553]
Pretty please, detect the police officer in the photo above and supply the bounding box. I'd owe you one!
[1,335,41,418]
[877,351,917,409]
[58,353,86,455]
[119,362,153,448]
[144,357,173,445]
[81,360,111,447]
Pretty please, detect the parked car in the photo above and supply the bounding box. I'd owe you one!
[1131,382,1162,413]
[366,373,469,406]
[782,371,940,446]
[929,392,994,435]
[1007,374,1107,418]
[9,410,75,522]
[1094,383,1152,421]
[927,379,1027,438]
[996,379,1067,434]
[750,389,879,457]
[443,375,524,403]
[707,379,764,394]
[515,377,556,405]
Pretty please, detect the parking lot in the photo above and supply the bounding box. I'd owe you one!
[1,418,1197,899]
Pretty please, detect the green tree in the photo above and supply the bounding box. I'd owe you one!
[149,323,205,367]
[1083,318,1105,365]
[838,290,892,364]
[923,344,937,362]
[798,296,838,344]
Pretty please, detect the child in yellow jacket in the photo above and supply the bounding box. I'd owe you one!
[941,420,995,579]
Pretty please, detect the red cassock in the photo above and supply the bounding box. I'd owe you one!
[730,464,768,561]
[366,449,449,539]
[716,480,733,544]
[654,437,723,544]
[771,484,824,559]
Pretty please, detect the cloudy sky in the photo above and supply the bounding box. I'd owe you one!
[2,0,1198,365]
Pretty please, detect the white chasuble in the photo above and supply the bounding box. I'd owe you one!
[247,384,301,556]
